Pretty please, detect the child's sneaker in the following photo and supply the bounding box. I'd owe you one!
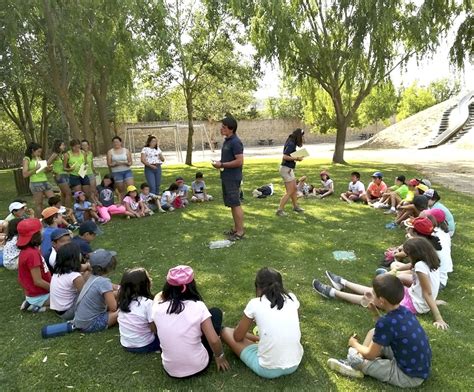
[276,209,288,217]
[347,347,365,369]
[168,207,175,212]
[148,210,154,216]
[327,358,364,378]
[325,271,344,290]
[370,202,379,208]
[20,300,31,311]
[28,305,47,313]
[384,207,396,214]
[293,206,304,213]
[312,279,334,299]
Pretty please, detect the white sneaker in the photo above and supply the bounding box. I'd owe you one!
[327,358,364,378]
[168,207,175,212]
[371,202,380,208]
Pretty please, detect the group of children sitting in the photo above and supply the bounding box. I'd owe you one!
[0,167,458,388]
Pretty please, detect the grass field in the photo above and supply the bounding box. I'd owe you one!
[0,158,473,391]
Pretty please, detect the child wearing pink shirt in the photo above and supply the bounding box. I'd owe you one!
[152,265,229,378]
[362,172,387,205]
[123,185,147,218]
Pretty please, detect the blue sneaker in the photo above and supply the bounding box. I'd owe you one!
[385,222,397,229]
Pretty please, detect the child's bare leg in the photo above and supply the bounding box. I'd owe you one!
[221,327,256,356]
[341,193,352,203]
[334,290,365,305]
[344,280,372,295]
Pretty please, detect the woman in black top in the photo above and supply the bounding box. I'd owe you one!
[276,128,305,216]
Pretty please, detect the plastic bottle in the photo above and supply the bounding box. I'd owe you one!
[41,321,75,339]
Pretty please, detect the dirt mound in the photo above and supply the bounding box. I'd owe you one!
[357,98,457,149]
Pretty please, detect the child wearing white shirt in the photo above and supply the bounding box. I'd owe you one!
[161,183,179,211]
[340,172,365,203]
[221,267,304,379]
[117,268,160,353]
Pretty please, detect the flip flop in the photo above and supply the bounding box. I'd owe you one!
[223,228,236,236]
[228,233,245,241]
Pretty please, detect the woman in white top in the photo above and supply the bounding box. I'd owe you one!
[140,135,165,195]
[221,267,303,379]
[107,136,134,198]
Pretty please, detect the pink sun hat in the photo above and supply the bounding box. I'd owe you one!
[166,265,194,292]
[425,208,446,224]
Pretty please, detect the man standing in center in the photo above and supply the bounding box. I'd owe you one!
[212,116,244,241]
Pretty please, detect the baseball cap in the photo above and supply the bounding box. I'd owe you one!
[78,220,102,236]
[424,189,434,199]
[425,208,446,223]
[416,184,429,193]
[408,178,419,186]
[41,207,59,219]
[221,116,238,132]
[126,185,137,193]
[89,249,117,268]
[17,218,43,247]
[9,202,26,213]
[51,228,72,241]
[74,191,84,199]
[413,217,434,236]
[372,171,383,178]
[166,265,194,292]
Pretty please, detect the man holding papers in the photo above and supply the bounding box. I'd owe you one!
[276,128,306,217]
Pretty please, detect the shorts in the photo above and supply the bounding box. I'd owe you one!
[240,344,299,379]
[124,335,161,354]
[112,170,134,183]
[29,181,53,193]
[361,346,425,388]
[80,312,109,333]
[25,293,49,307]
[400,287,417,314]
[54,174,70,185]
[279,165,296,183]
[221,178,241,207]
[69,175,90,188]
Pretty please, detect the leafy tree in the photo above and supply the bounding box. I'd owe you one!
[428,78,461,104]
[450,2,473,68]
[358,82,398,129]
[230,0,456,163]
[397,83,436,120]
[264,97,302,119]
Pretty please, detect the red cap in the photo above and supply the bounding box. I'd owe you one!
[413,217,434,236]
[425,208,446,224]
[17,218,42,247]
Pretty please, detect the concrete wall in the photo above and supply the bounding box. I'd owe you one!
[117,119,387,152]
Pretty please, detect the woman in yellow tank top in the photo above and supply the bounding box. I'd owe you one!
[63,139,90,195]
[22,142,55,217]
[47,139,72,208]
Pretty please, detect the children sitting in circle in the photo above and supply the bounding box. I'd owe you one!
[123,185,147,218]
[50,242,86,320]
[139,183,165,213]
[48,228,72,270]
[296,176,314,198]
[17,218,51,313]
[48,195,79,230]
[361,172,387,205]
[221,267,303,379]
[117,268,160,353]
[425,189,455,236]
[40,207,61,260]
[374,175,408,213]
[161,183,179,211]
[191,172,213,202]
[340,171,365,203]
[327,274,432,388]
[175,177,190,206]
[96,174,133,222]
[1,218,22,270]
[73,249,119,333]
[74,191,101,223]
[151,265,229,378]
[314,170,334,199]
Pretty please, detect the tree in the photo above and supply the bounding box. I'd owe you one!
[264,97,302,119]
[358,82,398,129]
[147,0,256,165]
[397,83,436,120]
[428,78,461,104]
[450,1,473,68]
[231,1,456,163]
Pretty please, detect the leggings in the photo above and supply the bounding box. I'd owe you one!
[144,165,162,195]
[97,205,127,223]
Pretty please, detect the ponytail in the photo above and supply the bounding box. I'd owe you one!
[255,267,292,310]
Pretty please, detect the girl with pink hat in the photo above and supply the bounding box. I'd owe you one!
[152,265,229,378]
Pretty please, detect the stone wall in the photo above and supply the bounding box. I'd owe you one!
[117,119,387,152]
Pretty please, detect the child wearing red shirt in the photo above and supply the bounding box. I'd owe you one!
[17,218,51,312]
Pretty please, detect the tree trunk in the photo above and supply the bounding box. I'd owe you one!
[332,117,348,164]
[185,91,194,166]
[40,95,49,151]
[82,53,94,146]
[92,71,112,154]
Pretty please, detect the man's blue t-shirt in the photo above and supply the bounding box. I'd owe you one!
[281,139,297,169]
[72,236,93,258]
[373,306,431,379]
[220,134,243,181]
[41,227,56,259]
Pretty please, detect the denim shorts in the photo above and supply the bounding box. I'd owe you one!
[54,174,70,185]
[240,344,299,379]
[81,312,108,333]
[112,169,134,183]
[69,175,90,188]
[29,181,53,193]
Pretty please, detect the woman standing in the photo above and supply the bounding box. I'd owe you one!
[140,135,165,195]
[22,142,55,217]
[81,139,98,196]
[63,139,90,196]
[107,136,134,198]
[47,140,72,208]
[276,128,305,217]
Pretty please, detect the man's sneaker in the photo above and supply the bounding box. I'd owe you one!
[325,271,344,290]
[347,347,365,369]
[276,209,288,217]
[20,300,31,311]
[293,206,305,213]
[327,358,364,379]
[312,279,333,299]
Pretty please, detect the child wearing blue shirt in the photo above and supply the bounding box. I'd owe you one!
[73,191,101,223]
[327,274,431,388]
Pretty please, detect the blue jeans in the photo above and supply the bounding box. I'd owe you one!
[144,165,162,195]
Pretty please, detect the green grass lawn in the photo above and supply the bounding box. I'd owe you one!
[0,158,473,391]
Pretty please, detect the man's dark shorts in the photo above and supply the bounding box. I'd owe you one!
[222,179,241,207]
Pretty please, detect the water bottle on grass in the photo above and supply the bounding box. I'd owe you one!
[41,321,75,339]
